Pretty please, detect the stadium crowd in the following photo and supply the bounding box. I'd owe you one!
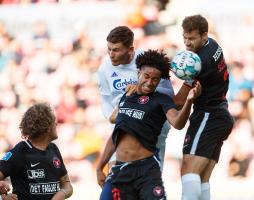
[0,0,254,199]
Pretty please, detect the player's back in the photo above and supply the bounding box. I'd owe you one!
[194,38,229,111]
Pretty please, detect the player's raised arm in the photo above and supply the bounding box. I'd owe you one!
[167,81,201,129]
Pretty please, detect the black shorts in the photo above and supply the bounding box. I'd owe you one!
[183,109,234,162]
[110,156,166,200]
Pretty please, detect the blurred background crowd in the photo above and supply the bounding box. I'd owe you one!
[0,0,254,199]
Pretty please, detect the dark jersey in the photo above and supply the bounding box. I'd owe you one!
[194,38,229,111]
[112,92,176,153]
[0,140,67,200]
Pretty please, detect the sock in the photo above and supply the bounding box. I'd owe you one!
[201,182,210,200]
[181,173,201,200]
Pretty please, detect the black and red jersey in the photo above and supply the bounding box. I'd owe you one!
[112,92,176,153]
[0,140,67,200]
[194,38,229,111]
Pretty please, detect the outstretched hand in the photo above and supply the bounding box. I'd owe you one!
[125,84,137,96]
[187,81,201,101]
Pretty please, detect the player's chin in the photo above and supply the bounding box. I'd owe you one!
[111,60,119,66]
[51,135,58,141]
[141,86,154,94]
[186,47,193,51]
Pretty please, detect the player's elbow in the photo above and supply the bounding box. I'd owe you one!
[173,97,185,110]
[109,116,116,124]
[171,120,185,130]
[174,124,185,130]
[67,186,74,198]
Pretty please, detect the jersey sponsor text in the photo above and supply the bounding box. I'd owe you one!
[113,78,137,90]
[27,169,45,179]
[212,46,222,62]
[29,181,60,194]
[119,108,144,120]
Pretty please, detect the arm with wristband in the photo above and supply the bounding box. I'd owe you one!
[184,79,197,88]
[173,79,200,110]
[51,174,73,199]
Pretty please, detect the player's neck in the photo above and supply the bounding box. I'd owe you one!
[29,137,50,150]
[126,51,135,65]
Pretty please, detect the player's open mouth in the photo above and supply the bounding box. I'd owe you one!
[142,85,153,93]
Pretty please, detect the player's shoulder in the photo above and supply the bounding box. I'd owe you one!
[153,91,174,103]
[48,142,57,149]
[134,49,143,58]
[48,142,61,153]
[199,38,219,58]
[209,37,218,44]
[12,141,31,152]
[153,91,169,98]
[1,141,29,161]
[98,55,113,71]
[207,38,220,49]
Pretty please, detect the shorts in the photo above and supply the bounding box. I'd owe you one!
[183,109,234,162]
[109,156,166,200]
[156,121,170,169]
[100,178,113,200]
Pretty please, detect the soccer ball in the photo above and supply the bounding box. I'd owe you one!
[171,50,201,80]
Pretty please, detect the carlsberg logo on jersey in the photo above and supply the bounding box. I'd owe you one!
[113,78,137,90]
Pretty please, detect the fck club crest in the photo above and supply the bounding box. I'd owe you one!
[138,96,149,104]
[53,157,61,168]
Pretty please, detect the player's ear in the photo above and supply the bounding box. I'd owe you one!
[202,32,208,43]
[129,46,134,54]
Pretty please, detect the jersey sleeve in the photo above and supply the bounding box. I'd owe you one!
[100,94,114,119]
[156,78,175,98]
[97,63,115,119]
[51,143,67,177]
[97,62,111,96]
[0,146,22,177]
[159,93,176,113]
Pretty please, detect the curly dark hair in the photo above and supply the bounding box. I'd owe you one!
[182,14,208,35]
[136,49,170,79]
[106,26,134,48]
[19,103,56,139]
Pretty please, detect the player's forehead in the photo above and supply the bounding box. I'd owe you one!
[107,41,126,50]
[183,29,200,39]
[140,66,161,77]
